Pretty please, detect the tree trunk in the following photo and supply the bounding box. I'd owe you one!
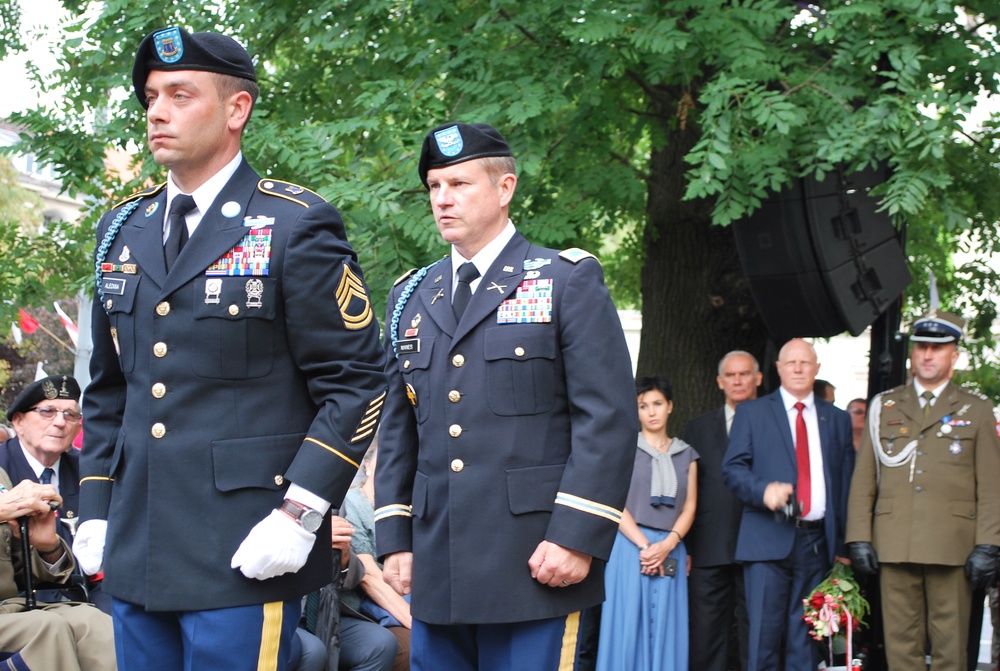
[637,113,770,430]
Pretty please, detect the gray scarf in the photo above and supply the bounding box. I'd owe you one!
[637,434,689,507]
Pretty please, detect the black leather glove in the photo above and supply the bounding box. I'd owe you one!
[965,545,1000,590]
[848,541,879,576]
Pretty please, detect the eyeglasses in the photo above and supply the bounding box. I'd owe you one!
[28,407,82,423]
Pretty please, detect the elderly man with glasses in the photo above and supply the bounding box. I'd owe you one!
[1,375,108,611]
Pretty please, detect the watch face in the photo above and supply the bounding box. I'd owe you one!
[300,510,323,533]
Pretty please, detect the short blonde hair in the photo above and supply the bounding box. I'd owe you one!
[481,156,516,186]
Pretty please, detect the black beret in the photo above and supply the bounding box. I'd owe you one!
[6,375,82,422]
[132,26,256,109]
[418,122,513,188]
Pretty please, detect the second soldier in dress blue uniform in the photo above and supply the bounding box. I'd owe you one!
[375,122,637,670]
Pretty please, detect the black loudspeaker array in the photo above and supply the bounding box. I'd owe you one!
[733,166,912,341]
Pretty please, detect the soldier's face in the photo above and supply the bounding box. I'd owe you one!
[426,160,516,259]
[144,70,237,188]
[717,354,761,407]
[910,342,959,388]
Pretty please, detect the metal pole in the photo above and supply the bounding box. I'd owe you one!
[18,516,36,610]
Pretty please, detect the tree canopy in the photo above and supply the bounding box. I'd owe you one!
[5,0,1000,418]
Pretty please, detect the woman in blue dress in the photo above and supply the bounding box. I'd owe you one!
[597,375,698,671]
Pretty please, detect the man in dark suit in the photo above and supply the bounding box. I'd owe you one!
[722,338,854,671]
[73,27,387,670]
[375,122,637,670]
[685,351,761,671]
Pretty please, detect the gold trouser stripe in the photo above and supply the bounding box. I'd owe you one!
[558,611,581,671]
[257,601,284,671]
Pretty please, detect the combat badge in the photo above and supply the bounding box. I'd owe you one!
[246,279,264,308]
[336,263,373,330]
[119,246,131,263]
[244,215,275,228]
[523,258,552,271]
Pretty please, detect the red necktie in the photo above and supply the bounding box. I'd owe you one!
[794,401,811,517]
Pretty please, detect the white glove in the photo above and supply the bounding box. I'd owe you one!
[231,509,316,580]
[72,519,107,576]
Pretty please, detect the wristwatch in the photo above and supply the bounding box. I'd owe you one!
[279,499,323,533]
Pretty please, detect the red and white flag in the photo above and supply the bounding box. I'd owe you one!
[52,302,79,347]
[17,308,39,335]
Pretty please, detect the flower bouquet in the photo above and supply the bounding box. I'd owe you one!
[802,561,870,669]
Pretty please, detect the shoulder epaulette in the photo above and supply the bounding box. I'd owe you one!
[111,182,166,210]
[559,247,598,264]
[393,268,418,287]
[956,386,990,401]
[257,179,327,208]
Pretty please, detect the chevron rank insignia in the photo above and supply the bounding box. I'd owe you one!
[337,263,374,330]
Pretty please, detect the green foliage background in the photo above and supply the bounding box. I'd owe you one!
[1,0,999,408]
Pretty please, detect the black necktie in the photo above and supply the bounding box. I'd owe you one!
[452,262,480,321]
[40,468,54,485]
[164,195,196,271]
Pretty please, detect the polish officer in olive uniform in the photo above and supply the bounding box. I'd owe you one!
[73,26,387,671]
[846,311,1000,671]
[374,122,637,670]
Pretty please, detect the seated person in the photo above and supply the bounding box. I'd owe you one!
[341,443,410,671]
[305,514,399,671]
[1,375,109,612]
[0,468,116,670]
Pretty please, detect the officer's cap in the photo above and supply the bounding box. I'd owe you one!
[910,310,965,344]
[132,26,256,109]
[418,122,513,188]
[6,375,81,422]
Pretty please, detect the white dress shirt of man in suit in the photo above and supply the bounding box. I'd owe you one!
[684,351,761,671]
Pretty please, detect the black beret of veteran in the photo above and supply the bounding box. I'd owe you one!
[132,26,256,109]
[418,122,514,188]
[6,375,82,422]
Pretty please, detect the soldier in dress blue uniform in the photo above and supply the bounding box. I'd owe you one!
[374,122,638,670]
[847,310,1000,671]
[72,26,387,671]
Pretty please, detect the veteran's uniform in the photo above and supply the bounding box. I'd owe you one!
[847,326,1000,670]
[0,469,115,671]
[376,233,637,625]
